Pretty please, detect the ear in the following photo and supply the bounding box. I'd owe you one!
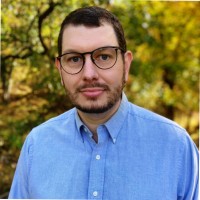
[55,58,64,85]
[124,50,133,82]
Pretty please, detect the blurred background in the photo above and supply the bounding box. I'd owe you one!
[1,0,199,198]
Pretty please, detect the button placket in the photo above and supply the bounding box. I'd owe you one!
[87,126,109,199]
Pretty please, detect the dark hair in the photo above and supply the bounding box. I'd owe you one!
[57,6,126,56]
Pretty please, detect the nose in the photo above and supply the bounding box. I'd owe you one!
[82,54,99,81]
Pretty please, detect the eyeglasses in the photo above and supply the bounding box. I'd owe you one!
[56,46,125,75]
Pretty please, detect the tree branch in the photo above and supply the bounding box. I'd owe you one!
[38,1,60,57]
[3,46,33,60]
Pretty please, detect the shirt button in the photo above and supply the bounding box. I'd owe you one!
[96,155,101,160]
[93,191,98,197]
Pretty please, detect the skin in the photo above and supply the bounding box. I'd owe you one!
[56,23,133,143]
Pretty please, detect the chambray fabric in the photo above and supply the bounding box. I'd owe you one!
[9,94,199,199]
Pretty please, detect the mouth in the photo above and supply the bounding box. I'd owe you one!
[80,87,106,98]
[77,83,109,99]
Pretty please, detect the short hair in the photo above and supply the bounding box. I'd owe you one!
[57,6,126,56]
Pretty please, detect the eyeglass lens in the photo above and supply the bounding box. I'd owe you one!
[59,47,119,74]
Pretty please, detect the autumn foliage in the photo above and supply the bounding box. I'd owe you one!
[0,0,199,197]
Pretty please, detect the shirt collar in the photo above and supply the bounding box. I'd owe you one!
[104,92,129,143]
[75,92,129,144]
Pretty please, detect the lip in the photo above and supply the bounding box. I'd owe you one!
[80,87,105,98]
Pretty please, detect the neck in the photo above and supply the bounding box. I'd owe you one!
[77,99,121,143]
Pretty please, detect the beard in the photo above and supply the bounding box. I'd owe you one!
[62,69,126,114]
[74,83,123,114]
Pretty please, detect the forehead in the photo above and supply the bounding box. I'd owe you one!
[62,23,118,53]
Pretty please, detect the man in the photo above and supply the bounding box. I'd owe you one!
[9,6,198,199]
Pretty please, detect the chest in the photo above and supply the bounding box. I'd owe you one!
[29,137,178,199]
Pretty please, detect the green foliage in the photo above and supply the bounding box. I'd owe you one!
[0,0,199,197]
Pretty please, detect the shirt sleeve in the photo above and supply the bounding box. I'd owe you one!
[8,134,33,199]
[178,131,199,200]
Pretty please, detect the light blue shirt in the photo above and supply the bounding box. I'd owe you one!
[9,94,199,199]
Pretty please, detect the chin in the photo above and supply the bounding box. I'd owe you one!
[75,101,116,114]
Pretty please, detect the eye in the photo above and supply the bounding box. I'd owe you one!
[62,54,83,64]
[94,54,111,62]
[69,56,82,63]
[99,54,110,61]
[93,48,115,62]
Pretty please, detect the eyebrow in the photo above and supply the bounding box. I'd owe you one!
[62,49,81,54]
[61,45,117,55]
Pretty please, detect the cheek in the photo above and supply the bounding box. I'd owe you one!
[102,68,124,86]
[62,75,77,91]
[113,62,125,80]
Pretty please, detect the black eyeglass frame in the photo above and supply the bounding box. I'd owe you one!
[56,46,125,75]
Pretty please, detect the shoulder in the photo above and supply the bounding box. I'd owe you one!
[128,102,182,128]
[42,108,76,126]
[27,108,76,140]
[127,102,190,142]
[127,101,198,158]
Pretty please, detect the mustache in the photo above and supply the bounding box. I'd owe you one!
[76,82,110,92]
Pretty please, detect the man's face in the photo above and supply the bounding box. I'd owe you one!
[56,23,132,113]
